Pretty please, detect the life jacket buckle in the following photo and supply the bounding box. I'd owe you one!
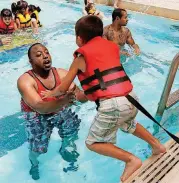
[94,68,107,90]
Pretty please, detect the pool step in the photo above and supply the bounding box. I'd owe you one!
[124,133,179,183]
[166,89,179,109]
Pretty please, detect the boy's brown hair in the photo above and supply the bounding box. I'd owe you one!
[75,15,103,43]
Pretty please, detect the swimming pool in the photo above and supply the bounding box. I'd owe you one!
[0,0,179,182]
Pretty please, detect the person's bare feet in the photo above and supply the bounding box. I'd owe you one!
[121,156,142,182]
[152,142,166,155]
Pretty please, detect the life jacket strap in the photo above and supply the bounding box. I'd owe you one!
[125,94,179,143]
[84,75,130,95]
[94,68,107,90]
[81,66,124,86]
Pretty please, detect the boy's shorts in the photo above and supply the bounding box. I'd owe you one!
[24,108,81,154]
[86,91,138,145]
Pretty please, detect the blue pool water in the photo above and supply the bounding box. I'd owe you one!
[0,0,179,182]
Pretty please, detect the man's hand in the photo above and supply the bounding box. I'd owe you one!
[1,37,12,46]
[64,91,76,106]
[134,46,140,55]
[41,89,76,106]
[121,50,131,57]
[132,44,140,55]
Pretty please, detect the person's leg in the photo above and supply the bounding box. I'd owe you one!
[29,151,40,180]
[121,92,166,155]
[116,92,165,181]
[86,142,142,182]
[85,97,143,182]
[25,113,53,180]
[133,123,166,155]
[118,92,166,155]
[29,151,40,167]
[55,109,81,170]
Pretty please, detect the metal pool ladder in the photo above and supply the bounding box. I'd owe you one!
[155,53,179,121]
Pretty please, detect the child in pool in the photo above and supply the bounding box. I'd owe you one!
[28,5,42,27]
[12,1,38,34]
[0,9,17,34]
[85,3,104,19]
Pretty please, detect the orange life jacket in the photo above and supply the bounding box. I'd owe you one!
[0,18,15,34]
[21,67,61,112]
[74,36,133,101]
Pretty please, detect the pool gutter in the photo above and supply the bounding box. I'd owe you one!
[95,0,179,20]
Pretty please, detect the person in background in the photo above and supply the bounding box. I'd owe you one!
[41,16,166,182]
[28,5,42,27]
[85,3,105,19]
[103,9,140,57]
[0,9,17,34]
[84,0,94,7]
[83,0,93,15]
[17,43,88,180]
[11,2,19,17]
[114,0,124,9]
[12,1,38,33]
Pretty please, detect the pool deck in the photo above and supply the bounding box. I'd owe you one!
[123,133,179,183]
[95,0,179,20]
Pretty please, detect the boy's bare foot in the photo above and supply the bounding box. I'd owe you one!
[152,142,166,155]
[121,156,142,182]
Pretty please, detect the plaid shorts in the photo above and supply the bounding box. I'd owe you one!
[24,108,81,154]
[86,92,138,145]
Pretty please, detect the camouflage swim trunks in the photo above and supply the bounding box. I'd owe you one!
[24,108,81,154]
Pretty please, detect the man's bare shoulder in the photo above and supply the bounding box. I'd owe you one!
[17,73,35,90]
[122,26,130,33]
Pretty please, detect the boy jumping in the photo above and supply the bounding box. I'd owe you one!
[42,16,166,182]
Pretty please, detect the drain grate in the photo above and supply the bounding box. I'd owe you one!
[124,135,179,183]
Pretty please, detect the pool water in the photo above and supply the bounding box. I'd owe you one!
[0,0,179,182]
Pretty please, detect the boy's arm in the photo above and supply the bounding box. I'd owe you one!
[74,86,88,103]
[42,56,86,98]
[57,68,88,103]
[58,58,80,92]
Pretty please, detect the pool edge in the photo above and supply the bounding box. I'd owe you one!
[95,0,179,20]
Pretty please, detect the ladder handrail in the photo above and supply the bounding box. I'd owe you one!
[156,53,179,119]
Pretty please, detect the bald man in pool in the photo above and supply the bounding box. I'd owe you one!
[103,8,140,57]
[17,43,88,180]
